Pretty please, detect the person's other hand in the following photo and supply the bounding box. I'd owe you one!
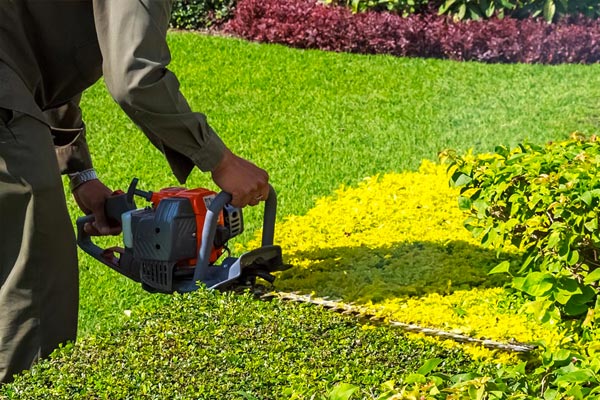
[211,148,269,208]
[73,179,122,236]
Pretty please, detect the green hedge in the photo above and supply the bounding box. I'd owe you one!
[170,0,237,30]
[0,290,480,399]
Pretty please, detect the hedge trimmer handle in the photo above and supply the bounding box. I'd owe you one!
[76,192,136,270]
[193,185,277,283]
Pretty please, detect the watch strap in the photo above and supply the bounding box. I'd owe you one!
[69,168,98,191]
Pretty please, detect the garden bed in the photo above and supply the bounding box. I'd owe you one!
[172,0,600,64]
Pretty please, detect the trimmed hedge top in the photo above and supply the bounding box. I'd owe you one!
[0,290,478,399]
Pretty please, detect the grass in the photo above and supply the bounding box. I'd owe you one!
[73,32,600,339]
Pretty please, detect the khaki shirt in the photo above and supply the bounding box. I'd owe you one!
[0,0,226,182]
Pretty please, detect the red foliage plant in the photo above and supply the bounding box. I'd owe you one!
[223,0,600,64]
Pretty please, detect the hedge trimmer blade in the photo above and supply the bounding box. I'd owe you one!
[252,288,537,354]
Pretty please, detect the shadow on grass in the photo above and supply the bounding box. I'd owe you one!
[274,239,516,304]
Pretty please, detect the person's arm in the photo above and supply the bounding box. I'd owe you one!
[46,97,120,235]
[92,0,269,207]
[92,0,225,181]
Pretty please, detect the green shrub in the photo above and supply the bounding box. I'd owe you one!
[439,0,600,22]
[442,133,600,326]
[322,0,600,22]
[170,0,237,30]
[321,0,431,16]
[0,290,480,399]
[437,0,518,20]
[381,344,600,399]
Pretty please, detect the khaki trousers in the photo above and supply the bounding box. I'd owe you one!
[0,109,78,384]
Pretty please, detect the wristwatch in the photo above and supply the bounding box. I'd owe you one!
[69,168,98,191]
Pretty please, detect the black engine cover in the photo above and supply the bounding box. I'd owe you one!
[131,198,197,262]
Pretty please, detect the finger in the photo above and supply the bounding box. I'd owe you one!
[99,222,122,236]
[84,221,121,236]
[91,203,113,235]
[251,189,268,206]
[84,222,101,236]
[258,186,269,202]
[229,193,244,208]
[94,219,111,235]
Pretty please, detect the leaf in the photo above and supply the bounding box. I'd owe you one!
[558,241,571,258]
[554,369,596,384]
[488,260,511,275]
[499,0,515,9]
[451,373,480,383]
[457,3,467,19]
[546,231,562,249]
[438,0,457,14]
[525,299,553,322]
[554,277,582,305]
[404,373,427,384]
[543,0,556,22]
[328,383,359,400]
[481,227,497,247]
[417,358,442,375]
[564,301,589,316]
[557,277,581,294]
[452,171,473,187]
[544,389,560,400]
[516,272,555,297]
[468,5,481,20]
[507,152,527,164]
[567,249,579,266]
[472,199,489,216]
[581,191,593,206]
[457,196,472,210]
[552,349,572,363]
[584,218,598,232]
[512,276,525,291]
[584,268,600,284]
[570,285,596,305]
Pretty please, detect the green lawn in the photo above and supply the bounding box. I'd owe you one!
[74,32,600,336]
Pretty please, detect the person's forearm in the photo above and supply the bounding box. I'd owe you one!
[94,0,227,182]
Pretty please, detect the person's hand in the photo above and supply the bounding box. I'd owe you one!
[211,148,270,208]
[72,179,122,236]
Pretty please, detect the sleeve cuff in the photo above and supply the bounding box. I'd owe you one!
[53,125,94,175]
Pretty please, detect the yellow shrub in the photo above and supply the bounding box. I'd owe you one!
[249,161,564,360]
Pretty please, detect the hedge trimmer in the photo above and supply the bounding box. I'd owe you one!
[77,179,536,354]
[76,178,290,293]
